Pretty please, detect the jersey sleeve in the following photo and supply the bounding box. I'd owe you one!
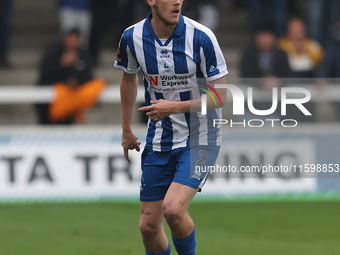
[199,30,228,82]
[114,28,140,74]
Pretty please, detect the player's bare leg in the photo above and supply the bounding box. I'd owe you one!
[139,200,170,253]
[163,182,197,237]
[163,182,198,254]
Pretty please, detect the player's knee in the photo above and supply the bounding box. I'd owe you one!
[163,204,184,224]
[139,221,160,237]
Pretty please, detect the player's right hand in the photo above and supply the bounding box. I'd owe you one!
[122,129,141,162]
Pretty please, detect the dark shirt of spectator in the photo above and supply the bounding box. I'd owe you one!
[0,0,13,68]
[240,27,292,80]
[36,29,106,125]
[38,28,93,86]
[240,26,293,121]
[318,21,340,78]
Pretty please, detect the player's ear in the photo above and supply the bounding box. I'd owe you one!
[146,0,155,7]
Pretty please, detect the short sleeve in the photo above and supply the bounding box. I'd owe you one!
[114,27,140,74]
[199,30,228,82]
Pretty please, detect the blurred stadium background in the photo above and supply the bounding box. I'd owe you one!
[0,0,340,254]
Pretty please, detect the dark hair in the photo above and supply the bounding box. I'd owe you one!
[64,28,81,37]
[254,22,276,35]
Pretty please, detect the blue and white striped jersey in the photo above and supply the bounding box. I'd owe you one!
[115,13,228,152]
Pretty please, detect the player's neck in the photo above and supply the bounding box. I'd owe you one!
[150,15,177,39]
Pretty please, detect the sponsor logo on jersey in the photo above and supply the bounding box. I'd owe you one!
[160,49,170,59]
[159,59,174,74]
[210,65,217,73]
[146,74,195,87]
[209,61,227,73]
[116,48,122,62]
[146,74,159,86]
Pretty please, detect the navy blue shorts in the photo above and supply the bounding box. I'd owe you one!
[140,146,220,202]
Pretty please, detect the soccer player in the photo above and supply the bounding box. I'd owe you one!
[114,0,227,254]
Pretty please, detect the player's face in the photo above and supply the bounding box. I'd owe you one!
[150,0,183,26]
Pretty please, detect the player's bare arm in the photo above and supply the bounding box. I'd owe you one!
[137,75,227,122]
[120,71,141,162]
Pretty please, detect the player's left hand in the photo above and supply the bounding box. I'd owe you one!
[137,99,177,122]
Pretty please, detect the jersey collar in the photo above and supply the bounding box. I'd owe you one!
[144,12,185,44]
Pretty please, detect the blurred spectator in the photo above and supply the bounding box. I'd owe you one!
[319,20,340,78]
[89,0,149,65]
[183,0,219,31]
[58,0,92,48]
[0,0,13,68]
[278,18,324,78]
[240,26,292,121]
[36,29,106,125]
[307,0,339,47]
[318,19,340,121]
[232,0,247,9]
[130,0,150,22]
[247,0,287,38]
[197,0,219,31]
[240,27,291,81]
[278,18,320,122]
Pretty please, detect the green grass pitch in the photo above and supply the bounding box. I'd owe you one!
[0,200,339,255]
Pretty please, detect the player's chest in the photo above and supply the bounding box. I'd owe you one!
[136,40,196,75]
